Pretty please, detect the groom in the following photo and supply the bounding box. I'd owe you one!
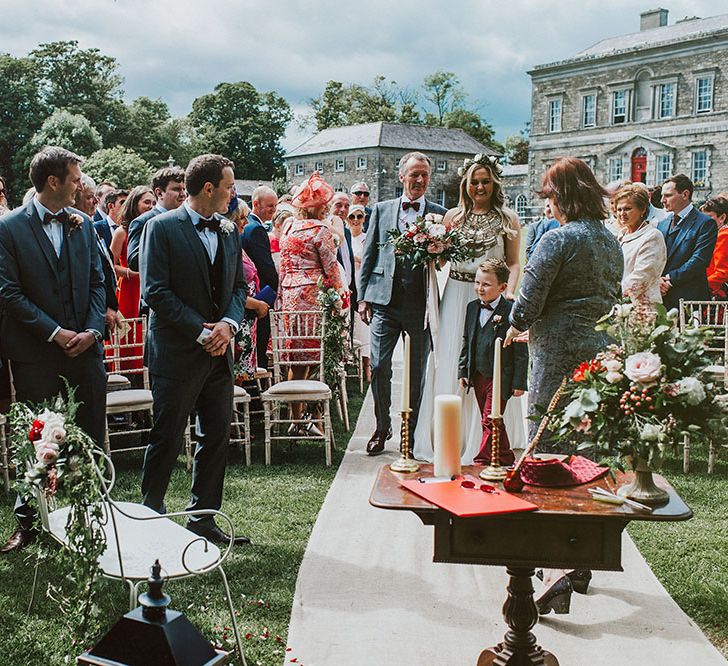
[358,152,447,455]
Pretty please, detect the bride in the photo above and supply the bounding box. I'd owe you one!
[413,155,523,463]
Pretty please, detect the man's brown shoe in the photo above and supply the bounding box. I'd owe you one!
[0,527,37,554]
[366,427,393,456]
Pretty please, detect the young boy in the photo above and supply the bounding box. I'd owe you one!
[458,258,528,466]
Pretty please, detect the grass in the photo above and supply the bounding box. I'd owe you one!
[0,385,362,666]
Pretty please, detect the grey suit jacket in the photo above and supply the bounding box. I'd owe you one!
[140,206,246,380]
[358,198,447,306]
[0,201,105,362]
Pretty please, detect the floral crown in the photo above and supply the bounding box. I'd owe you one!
[457,153,503,178]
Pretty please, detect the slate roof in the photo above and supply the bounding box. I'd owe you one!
[285,122,498,158]
[502,164,528,177]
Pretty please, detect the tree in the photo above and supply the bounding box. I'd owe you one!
[83,147,153,189]
[311,81,349,131]
[189,81,292,179]
[25,109,102,161]
[442,108,502,153]
[0,54,45,200]
[504,124,530,164]
[422,71,466,125]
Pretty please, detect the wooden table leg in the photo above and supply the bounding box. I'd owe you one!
[477,566,558,666]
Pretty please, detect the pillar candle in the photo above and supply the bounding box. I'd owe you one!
[491,337,502,419]
[401,334,411,411]
[433,394,462,478]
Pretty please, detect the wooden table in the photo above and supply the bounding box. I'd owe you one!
[370,464,692,666]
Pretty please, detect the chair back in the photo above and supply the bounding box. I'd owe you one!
[269,309,326,384]
[678,299,728,358]
[105,316,149,389]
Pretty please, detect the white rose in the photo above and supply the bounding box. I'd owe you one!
[428,223,446,237]
[603,359,623,373]
[676,377,706,405]
[640,423,661,442]
[624,351,662,384]
[605,371,623,384]
[424,213,444,225]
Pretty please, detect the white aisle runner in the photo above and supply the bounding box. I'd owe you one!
[286,345,726,666]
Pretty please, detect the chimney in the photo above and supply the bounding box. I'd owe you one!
[640,8,669,30]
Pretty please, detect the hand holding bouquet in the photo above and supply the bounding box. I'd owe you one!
[386,213,467,269]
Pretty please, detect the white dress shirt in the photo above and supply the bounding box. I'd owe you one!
[33,197,64,256]
[479,295,502,327]
[398,195,425,232]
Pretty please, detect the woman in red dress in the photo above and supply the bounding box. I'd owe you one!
[279,173,345,433]
[702,196,728,299]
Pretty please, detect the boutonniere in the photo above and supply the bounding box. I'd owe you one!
[68,213,84,235]
[219,218,235,235]
[493,314,503,324]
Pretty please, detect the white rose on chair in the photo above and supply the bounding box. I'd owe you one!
[38,409,67,445]
[624,351,662,385]
[675,377,706,405]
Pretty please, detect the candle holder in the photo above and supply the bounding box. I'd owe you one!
[480,415,507,482]
[390,408,420,473]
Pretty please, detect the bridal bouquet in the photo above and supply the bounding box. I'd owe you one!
[549,301,728,469]
[386,213,467,269]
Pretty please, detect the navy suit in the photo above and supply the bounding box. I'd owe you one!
[140,206,246,521]
[127,204,165,272]
[657,207,717,310]
[0,201,107,528]
[241,213,278,367]
[93,216,114,251]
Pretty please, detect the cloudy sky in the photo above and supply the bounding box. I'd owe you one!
[2,0,725,151]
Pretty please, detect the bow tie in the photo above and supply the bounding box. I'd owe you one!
[402,201,420,212]
[43,211,69,225]
[479,301,494,311]
[195,216,220,232]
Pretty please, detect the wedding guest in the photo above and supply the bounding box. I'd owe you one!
[92,180,118,247]
[269,207,293,271]
[525,201,558,260]
[458,259,528,466]
[74,173,98,217]
[243,186,279,369]
[22,187,36,206]
[359,152,447,454]
[127,166,186,272]
[350,181,372,231]
[331,192,357,315]
[701,196,728,299]
[634,182,667,225]
[140,153,248,546]
[613,184,666,303]
[657,174,717,310]
[280,173,344,435]
[0,147,106,553]
[0,175,10,215]
[347,204,370,381]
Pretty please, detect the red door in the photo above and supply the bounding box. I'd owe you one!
[631,148,647,183]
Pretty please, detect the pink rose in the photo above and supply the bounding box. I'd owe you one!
[624,352,662,384]
[43,425,66,445]
[575,416,592,433]
[413,232,428,244]
[427,240,445,254]
[35,442,60,464]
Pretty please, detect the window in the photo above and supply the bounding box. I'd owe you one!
[548,98,562,132]
[692,150,707,187]
[437,189,446,207]
[657,82,675,119]
[356,156,367,170]
[581,94,596,128]
[695,76,713,113]
[294,163,304,176]
[336,182,346,192]
[608,158,623,183]
[436,159,447,172]
[335,158,345,172]
[395,186,404,198]
[515,194,528,221]
[612,90,628,124]
[655,154,671,183]
[314,160,323,172]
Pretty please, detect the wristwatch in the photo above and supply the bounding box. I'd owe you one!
[86,329,103,343]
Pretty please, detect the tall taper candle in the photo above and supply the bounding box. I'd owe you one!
[491,337,502,419]
[401,334,411,411]
[433,394,462,478]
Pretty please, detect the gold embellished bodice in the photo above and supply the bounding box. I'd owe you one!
[450,210,507,281]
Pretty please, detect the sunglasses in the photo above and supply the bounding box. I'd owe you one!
[353,191,368,197]
[348,214,364,220]
[460,479,498,493]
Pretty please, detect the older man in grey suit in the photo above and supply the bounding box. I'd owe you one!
[140,154,248,545]
[0,146,106,552]
[358,152,447,455]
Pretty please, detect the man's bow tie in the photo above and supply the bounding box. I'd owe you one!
[195,215,220,232]
[479,301,494,311]
[43,211,69,225]
[402,201,420,212]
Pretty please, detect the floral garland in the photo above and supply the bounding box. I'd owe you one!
[316,276,350,400]
[10,385,107,643]
[233,317,255,380]
[457,153,503,178]
[550,301,728,469]
[385,213,468,270]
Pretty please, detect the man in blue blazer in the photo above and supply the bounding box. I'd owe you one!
[241,185,278,368]
[358,152,446,455]
[525,203,559,261]
[0,147,106,552]
[658,174,717,310]
[92,181,119,249]
[140,154,248,545]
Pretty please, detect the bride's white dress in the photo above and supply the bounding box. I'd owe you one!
[413,210,528,464]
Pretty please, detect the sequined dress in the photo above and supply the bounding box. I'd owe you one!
[413,210,527,463]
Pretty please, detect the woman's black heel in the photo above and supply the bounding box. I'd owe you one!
[536,575,573,615]
[568,569,592,594]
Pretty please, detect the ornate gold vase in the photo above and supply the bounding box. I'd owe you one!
[617,457,669,506]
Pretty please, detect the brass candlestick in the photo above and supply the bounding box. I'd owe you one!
[390,408,420,473]
[480,415,507,481]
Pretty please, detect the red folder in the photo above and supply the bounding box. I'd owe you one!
[400,478,538,517]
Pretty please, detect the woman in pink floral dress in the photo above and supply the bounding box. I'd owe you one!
[279,173,345,432]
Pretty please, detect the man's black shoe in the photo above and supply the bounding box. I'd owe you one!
[366,426,392,456]
[186,522,251,547]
